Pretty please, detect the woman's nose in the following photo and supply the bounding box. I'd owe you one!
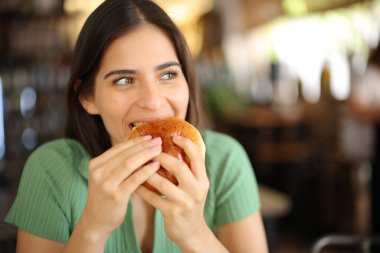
[137,81,164,110]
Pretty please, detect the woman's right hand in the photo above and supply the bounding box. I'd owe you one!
[78,135,162,240]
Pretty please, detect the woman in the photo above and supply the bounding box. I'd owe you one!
[5,0,268,252]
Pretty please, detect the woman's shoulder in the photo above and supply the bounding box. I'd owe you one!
[26,138,88,172]
[30,138,85,157]
[201,129,250,174]
[201,130,244,154]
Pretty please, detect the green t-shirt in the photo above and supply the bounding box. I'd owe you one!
[5,130,260,252]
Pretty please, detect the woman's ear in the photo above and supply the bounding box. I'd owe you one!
[79,94,99,115]
[76,80,99,115]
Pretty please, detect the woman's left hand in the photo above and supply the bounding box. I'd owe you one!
[136,135,210,249]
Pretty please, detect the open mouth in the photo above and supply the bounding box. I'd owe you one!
[129,122,146,131]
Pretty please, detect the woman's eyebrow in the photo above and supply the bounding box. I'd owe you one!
[104,69,136,79]
[103,61,181,79]
[154,61,181,71]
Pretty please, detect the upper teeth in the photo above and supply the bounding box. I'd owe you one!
[130,122,145,131]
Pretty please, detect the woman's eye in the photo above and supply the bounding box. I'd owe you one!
[161,70,178,80]
[113,77,134,86]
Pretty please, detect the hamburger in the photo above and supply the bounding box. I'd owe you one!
[127,117,205,193]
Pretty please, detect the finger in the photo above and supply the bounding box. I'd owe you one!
[91,137,161,178]
[106,143,162,185]
[91,135,152,167]
[120,161,160,196]
[154,153,194,187]
[172,135,207,180]
[136,184,171,211]
[126,137,162,159]
[145,173,187,202]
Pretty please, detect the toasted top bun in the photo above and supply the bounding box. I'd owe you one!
[126,117,205,192]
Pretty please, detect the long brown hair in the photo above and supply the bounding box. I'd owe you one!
[66,0,200,157]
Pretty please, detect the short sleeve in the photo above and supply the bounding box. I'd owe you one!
[5,144,71,243]
[204,131,260,227]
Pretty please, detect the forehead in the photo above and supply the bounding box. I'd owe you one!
[100,24,179,69]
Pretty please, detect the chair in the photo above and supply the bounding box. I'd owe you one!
[311,235,380,253]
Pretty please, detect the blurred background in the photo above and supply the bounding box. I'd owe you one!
[1,0,380,252]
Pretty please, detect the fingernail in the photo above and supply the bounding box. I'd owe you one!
[142,135,152,140]
[173,135,183,142]
[151,137,161,144]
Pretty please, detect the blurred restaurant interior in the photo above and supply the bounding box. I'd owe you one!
[1,0,380,252]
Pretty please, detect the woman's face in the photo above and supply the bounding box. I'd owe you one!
[81,24,190,145]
